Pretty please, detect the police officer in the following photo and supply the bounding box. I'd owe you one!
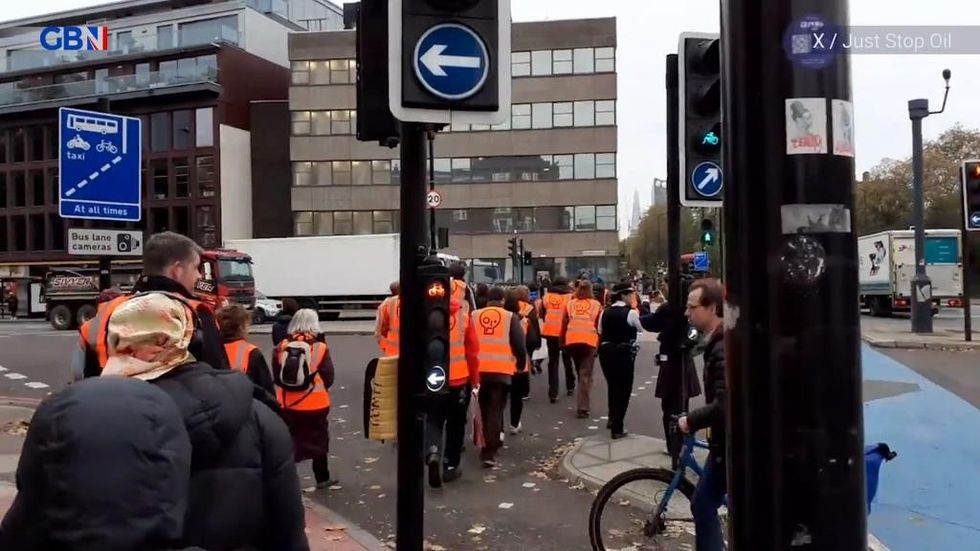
[598,282,645,439]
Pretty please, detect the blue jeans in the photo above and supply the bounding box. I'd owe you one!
[691,454,726,551]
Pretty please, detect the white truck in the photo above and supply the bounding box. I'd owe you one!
[224,234,458,320]
[858,229,964,317]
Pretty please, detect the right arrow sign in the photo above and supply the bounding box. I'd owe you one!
[691,161,723,198]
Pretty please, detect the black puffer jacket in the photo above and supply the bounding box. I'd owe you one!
[152,361,309,551]
[272,313,292,346]
[686,328,726,456]
[0,378,196,551]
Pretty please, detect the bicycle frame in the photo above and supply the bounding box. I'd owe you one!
[651,434,709,519]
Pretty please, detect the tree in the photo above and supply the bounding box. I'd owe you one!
[625,204,701,273]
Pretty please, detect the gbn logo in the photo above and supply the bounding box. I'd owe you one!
[39,26,109,51]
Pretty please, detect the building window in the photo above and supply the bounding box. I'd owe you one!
[330,59,352,83]
[310,61,330,84]
[151,112,170,152]
[293,162,313,187]
[452,158,471,182]
[512,104,531,129]
[554,155,574,180]
[195,107,214,147]
[12,217,25,251]
[574,100,595,127]
[596,206,616,231]
[331,110,351,134]
[434,158,451,183]
[574,205,596,231]
[352,161,371,185]
[173,110,193,150]
[531,50,551,76]
[30,170,44,206]
[372,160,391,185]
[332,161,352,186]
[574,153,596,179]
[45,124,57,160]
[179,15,239,47]
[314,161,332,186]
[313,212,333,235]
[0,218,6,252]
[47,169,58,207]
[333,211,353,235]
[12,129,24,162]
[291,61,310,84]
[532,103,553,129]
[553,49,573,74]
[116,31,135,53]
[596,100,616,126]
[574,47,595,74]
[491,116,510,131]
[0,132,7,164]
[511,51,530,77]
[175,158,190,198]
[353,211,373,234]
[595,47,615,72]
[292,111,311,135]
[196,206,217,247]
[0,173,6,209]
[596,153,616,178]
[554,102,574,127]
[28,127,43,162]
[294,212,313,236]
[158,24,174,49]
[311,111,331,135]
[373,210,395,233]
[49,213,64,250]
[12,172,25,207]
[159,60,177,80]
[174,206,190,235]
[196,156,216,197]
[152,160,169,199]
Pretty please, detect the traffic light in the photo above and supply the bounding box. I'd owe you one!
[679,33,723,207]
[963,160,980,231]
[419,263,450,396]
[354,0,399,147]
[507,237,518,259]
[700,218,716,247]
[389,0,510,124]
[523,250,533,266]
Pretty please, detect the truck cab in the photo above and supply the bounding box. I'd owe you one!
[196,249,256,311]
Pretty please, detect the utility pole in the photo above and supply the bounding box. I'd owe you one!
[666,54,681,307]
[722,2,865,549]
[96,96,112,291]
[908,69,950,333]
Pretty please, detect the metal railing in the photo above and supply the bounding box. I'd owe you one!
[0,67,219,107]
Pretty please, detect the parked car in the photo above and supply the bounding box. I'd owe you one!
[253,291,281,324]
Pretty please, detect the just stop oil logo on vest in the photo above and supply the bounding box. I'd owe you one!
[479,309,502,335]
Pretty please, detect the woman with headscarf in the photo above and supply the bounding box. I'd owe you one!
[101,292,309,551]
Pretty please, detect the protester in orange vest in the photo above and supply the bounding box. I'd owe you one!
[272,308,337,488]
[527,282,545,374]
[539,277,575,403]
[449,262,477,313]
[375,281,400,357]
[217,303,274,395]
[506,285,541,434]
[423,295,480,486]
[561,279,602,418]
[472,286,527,468]
[76,231,230,379]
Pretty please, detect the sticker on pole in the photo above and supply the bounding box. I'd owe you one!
[426,190,443,209]
[785,98,828,155]
[783,14,840,70]
[691,161,723,198]
[831,99,855,158]
[413,23,490,101]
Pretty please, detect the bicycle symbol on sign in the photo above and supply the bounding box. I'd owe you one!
[95,140,118,154]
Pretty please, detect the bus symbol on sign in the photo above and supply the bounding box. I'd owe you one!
[67,112,119,135]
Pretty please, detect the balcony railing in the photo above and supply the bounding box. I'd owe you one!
[0,67,219,108]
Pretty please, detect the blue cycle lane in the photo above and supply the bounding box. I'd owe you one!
[862,344,980,550]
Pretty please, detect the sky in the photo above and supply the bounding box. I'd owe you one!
[7,0,980,237]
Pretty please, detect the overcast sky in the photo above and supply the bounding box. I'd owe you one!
[7,0,980,236]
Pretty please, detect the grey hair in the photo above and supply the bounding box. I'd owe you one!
[287,309,321,335]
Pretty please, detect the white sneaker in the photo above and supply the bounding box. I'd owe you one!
[509,422,522,435]
[500,431,506,443]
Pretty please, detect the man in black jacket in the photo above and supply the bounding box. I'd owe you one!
[678,278,726,551]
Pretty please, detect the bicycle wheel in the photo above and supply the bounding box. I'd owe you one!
[589,467,696,551]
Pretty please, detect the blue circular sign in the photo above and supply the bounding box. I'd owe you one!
[413,23,490,101]
[691,161,723,198]
[783,14,840,70]
[426,365,447,393]
[970,212,980,228]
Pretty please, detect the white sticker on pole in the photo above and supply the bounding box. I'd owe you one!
[426,190,442,209]
[785,98,828,155]
[831,99,855,158]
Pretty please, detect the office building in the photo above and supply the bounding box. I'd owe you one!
[280,18,619,283]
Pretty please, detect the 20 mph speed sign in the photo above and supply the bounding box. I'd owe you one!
[426,190,442,208]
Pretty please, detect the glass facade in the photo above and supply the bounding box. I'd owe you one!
[511,47,615,78]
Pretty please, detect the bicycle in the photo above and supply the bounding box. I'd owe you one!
[96,140,118,154]
[588,425,897,551]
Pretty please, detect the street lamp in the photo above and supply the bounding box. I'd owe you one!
[908,68,951,333]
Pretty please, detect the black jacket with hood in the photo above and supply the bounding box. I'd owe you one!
[0,377,198,551]
[151,361,309,551]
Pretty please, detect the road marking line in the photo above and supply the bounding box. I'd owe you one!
[4,373,27,380]
[100,162,112,171]
[89,171,100,180]
[112,155,122,164]
[24,382,49,389]
[64,155,126,198]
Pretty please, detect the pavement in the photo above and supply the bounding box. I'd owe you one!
[860,313,980,351]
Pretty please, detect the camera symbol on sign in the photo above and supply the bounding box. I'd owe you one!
[117,233,139,253]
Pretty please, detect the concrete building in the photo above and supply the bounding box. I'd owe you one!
[0,0,343,315]
[279,18,618,283]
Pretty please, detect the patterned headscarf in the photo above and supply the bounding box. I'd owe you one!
[103,293,196,381]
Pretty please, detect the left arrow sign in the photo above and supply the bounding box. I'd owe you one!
[420,44,481,77]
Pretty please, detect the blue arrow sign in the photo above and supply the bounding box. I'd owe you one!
[691,161,723,198]
[413,23,490,101]
[693,251,710,272]
[59,107,141,222]
[970,211,980,228]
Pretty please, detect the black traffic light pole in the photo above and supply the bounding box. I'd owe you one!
[960,162,975,342]
[96,96,113,291]
[723,0,865,548]
[666,54,681,307]
[397,121,428,551]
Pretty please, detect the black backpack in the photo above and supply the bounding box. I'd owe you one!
[274,339,316,392]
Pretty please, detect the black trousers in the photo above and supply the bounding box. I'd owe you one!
[545,336,575,400]
[661,391,689,466]
[312,456,331,484]
[478,381,510,461]
[423,385,471,468]
[509,371,530,428]
[598,344,636,434]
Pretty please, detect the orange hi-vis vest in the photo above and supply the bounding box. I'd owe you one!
[448,306,470,386]
[224,339,258,374]
[565,298,601,348]
[472,306,516,376]
[518,301,535,371]
[541,292,571,337]
[451,279,469,314]
[80,293,203,371]
[275,334,331,411]
[381,296,400,357]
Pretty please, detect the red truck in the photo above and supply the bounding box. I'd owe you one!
[42,249,255,330]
